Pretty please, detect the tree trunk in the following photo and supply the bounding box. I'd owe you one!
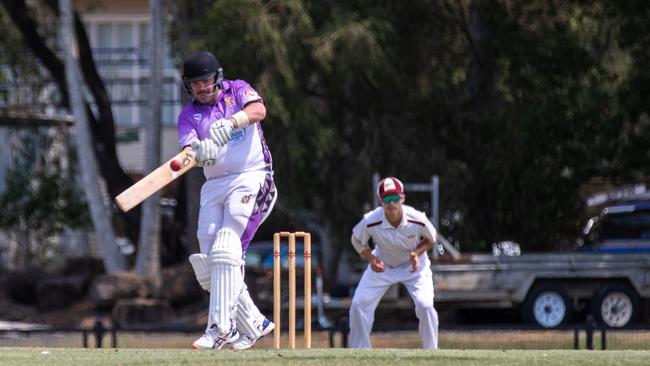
[59,0,126,273]
[467,0,496,112]
[135,0,163,287]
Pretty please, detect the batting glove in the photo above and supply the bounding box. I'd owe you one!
[191,139,218,167]
[209,118,236,147]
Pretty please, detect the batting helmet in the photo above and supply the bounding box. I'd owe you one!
[182,51,224,95]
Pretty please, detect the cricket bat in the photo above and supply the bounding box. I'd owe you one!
[115,147,197,212]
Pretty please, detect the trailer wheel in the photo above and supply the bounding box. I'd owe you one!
[522,285,572,328]
[592,284,640,328]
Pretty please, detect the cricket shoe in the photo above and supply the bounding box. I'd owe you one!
[192,324,239,350]
[230,318,275,350]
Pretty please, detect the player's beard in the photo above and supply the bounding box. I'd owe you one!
[195,85,220,104]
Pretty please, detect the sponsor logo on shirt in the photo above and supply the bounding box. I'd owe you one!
[243,88,258,97]
[193,113,202,121]
[229,127,246,145]
[241,193,255,204]
[224,96,235,105]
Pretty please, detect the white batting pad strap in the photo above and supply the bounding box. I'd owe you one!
[189,254,211,291]
[208,228,244,334]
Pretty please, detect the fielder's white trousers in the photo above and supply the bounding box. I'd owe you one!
[349,264,438,349]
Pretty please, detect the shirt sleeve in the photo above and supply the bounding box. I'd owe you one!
[351,218,371,254]
[177,109,199,148]
[421,217,438,244]
[232,80,263,107]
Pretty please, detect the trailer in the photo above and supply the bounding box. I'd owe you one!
[433,198,650,328]
[432,252,650,328]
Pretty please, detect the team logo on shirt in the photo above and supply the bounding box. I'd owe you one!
[224,96,235,105]
[241,193,255,204]
[193,113,202,121]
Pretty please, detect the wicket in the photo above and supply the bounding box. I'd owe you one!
[273,231,312,349]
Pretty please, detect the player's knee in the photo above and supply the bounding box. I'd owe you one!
[413,298,435,313]
[209,228,243,266]
[350,295,372,311]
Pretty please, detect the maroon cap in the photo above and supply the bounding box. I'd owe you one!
[377,177,404,198]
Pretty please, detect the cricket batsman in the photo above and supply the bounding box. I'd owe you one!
[178,51,276,350]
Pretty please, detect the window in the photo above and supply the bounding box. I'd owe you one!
[84,17,180,128]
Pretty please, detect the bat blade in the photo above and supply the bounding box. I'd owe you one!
[115,148,197,212]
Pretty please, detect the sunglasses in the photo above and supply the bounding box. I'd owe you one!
[382,194,401,204]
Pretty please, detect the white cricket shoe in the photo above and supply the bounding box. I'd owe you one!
[230,318,275,350]
[192,324,239,350]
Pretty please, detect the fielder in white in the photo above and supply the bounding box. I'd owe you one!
[349,177,439,349]
[177,51,276,350]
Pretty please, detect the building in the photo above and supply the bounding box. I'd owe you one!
[77,0,183,173]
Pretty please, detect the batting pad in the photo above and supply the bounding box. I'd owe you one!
[189,253,211,291]
[208,228,244,335]
[236,286,264,339]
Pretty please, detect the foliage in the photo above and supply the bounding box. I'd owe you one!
[166,0,650,258]
[0,128,89,268]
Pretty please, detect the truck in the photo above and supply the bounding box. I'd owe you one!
[431,197,650,328]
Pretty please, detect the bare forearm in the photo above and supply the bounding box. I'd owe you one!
[242,102,266,123]
[359,248,375,262]
[412,238,433,256]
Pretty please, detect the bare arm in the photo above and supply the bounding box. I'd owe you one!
[413,237,434,256]
[410,237,434,272]
[360,248,384,273]
[242,101,266,124]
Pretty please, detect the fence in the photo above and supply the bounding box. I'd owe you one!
[2,316,650,350]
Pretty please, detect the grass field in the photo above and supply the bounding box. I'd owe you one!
[1,348,650,366]
[5,328,650,350]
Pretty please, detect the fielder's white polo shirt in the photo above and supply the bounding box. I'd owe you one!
[351,205,437,268]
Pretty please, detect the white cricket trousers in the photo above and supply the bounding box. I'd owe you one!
[197,170,276,254]
[349,264,438,349]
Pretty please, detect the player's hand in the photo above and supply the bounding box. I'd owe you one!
[409,251,419,272]
[209,118,236,146]
[191,139,217,167]
[370,256,384,272]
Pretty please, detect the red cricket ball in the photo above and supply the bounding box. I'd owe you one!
[169,159,183,171]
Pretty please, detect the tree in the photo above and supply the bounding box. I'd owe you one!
[0,0,141,244]
[59,0,126,272]
[134,0,163,285]
[169,0,650,273]
[0,128,88,269]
